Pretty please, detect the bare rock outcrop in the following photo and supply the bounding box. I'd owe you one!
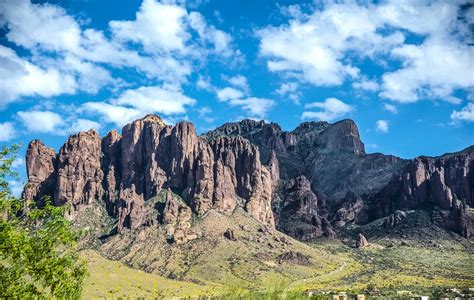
[24,115,276,238]
[372,148,474,237]
[162,189,196,244]
[23,140,57,204]
[55,130,104,209]
[23,114,473,242]
[383,210,407,229]
[276,175,335,240]
[356,233,369,248]
[278,251,311,265]
[224,228,237,241]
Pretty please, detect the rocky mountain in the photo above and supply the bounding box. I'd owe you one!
[24,115,275,244]
[23,115,473,244]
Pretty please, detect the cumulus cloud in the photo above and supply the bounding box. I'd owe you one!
[110,0,189,53]
[216,87,245,102]
[198,106,215,123]
[0,46,76,106]
[196,75,213,91]
[82,102,142,127]
[302,98,353,121]
[0,122,16,142]
[114,85,196,115]
[70,118,102,132]
[258,1,473,105]
[17,110,64,134]
[0,0,238,108]
[224,75,249,91]
[380,39,474,103]
[8,180,24,197]
[84,85,196,127]
[376,120,389,133]
[451,103,474,122]
[11,157,25,170]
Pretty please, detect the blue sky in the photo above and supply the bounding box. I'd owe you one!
[0,0,473,194]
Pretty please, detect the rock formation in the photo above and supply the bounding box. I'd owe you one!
[371,148,474,237]
[24,115,276,238]
[23,140,57,205]
[206,119,473,239]
[278,251,311,265]
[23,114,473,241]
[356,233,369,248]
[383,210,407,229]
[223,229,237,241]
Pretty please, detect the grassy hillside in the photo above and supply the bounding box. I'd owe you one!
[82,239,473,298]
[78,193,473,298]
[81,250,218,299]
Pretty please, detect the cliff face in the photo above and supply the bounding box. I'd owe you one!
[24,115,275,237]
[24,114,473,240]
[206,119,473,239]
[371,148,474,237]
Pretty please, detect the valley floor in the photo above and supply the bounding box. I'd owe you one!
[81,238,474,299]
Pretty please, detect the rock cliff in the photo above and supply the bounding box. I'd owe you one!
[206,119,473,239]
[24,115,276,237]
[24,114,473,240]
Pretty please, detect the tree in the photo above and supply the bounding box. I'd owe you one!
[0,145,87,299]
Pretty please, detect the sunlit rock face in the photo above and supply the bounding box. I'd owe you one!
[24,114,276,234]
[24,114,473,239]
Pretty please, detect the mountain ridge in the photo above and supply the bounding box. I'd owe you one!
[23,114,473,242]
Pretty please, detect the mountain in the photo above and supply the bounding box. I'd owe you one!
[205,118,473,239]
[22,115,473,288]
[24,115,473,241]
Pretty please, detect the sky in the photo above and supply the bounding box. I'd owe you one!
[0,0,473,195]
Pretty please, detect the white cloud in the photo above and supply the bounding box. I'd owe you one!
[84,85,196,127]
[110,0,189,53]
[0,122,16,142]
[257,3,404,86]
[376,120,389,133]
[114,85,196,115]
[198,106,215,123]
[258,1,473,106]
[69,118,102,133]
[11,157,25,169]
[196,75,213,91]
[8,180,24,197]
[352,79,379,92]
[188,11,236,57]
[0,0,238,107]
[224,75,249,91]
[17,110,64,134]
[216,87,244,102]
[383,103,398,114]
[276,82,300,103]
[228,97,274,119]
[0,0,81,53]
[380,39,474,103]
[451,103,474,122]
[0,46,76,106]
[302,97,353,121]
[82,102,142,127]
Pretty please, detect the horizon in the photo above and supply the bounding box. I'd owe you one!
[1,0,473,194]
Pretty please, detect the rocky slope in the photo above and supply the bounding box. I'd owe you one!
[24,115,275,244]
[24,114,473,243]
[206,118,473,239]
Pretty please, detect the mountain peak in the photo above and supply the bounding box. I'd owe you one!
[141,114,166,126]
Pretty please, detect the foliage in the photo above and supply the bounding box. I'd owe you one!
[0,145,87,299]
